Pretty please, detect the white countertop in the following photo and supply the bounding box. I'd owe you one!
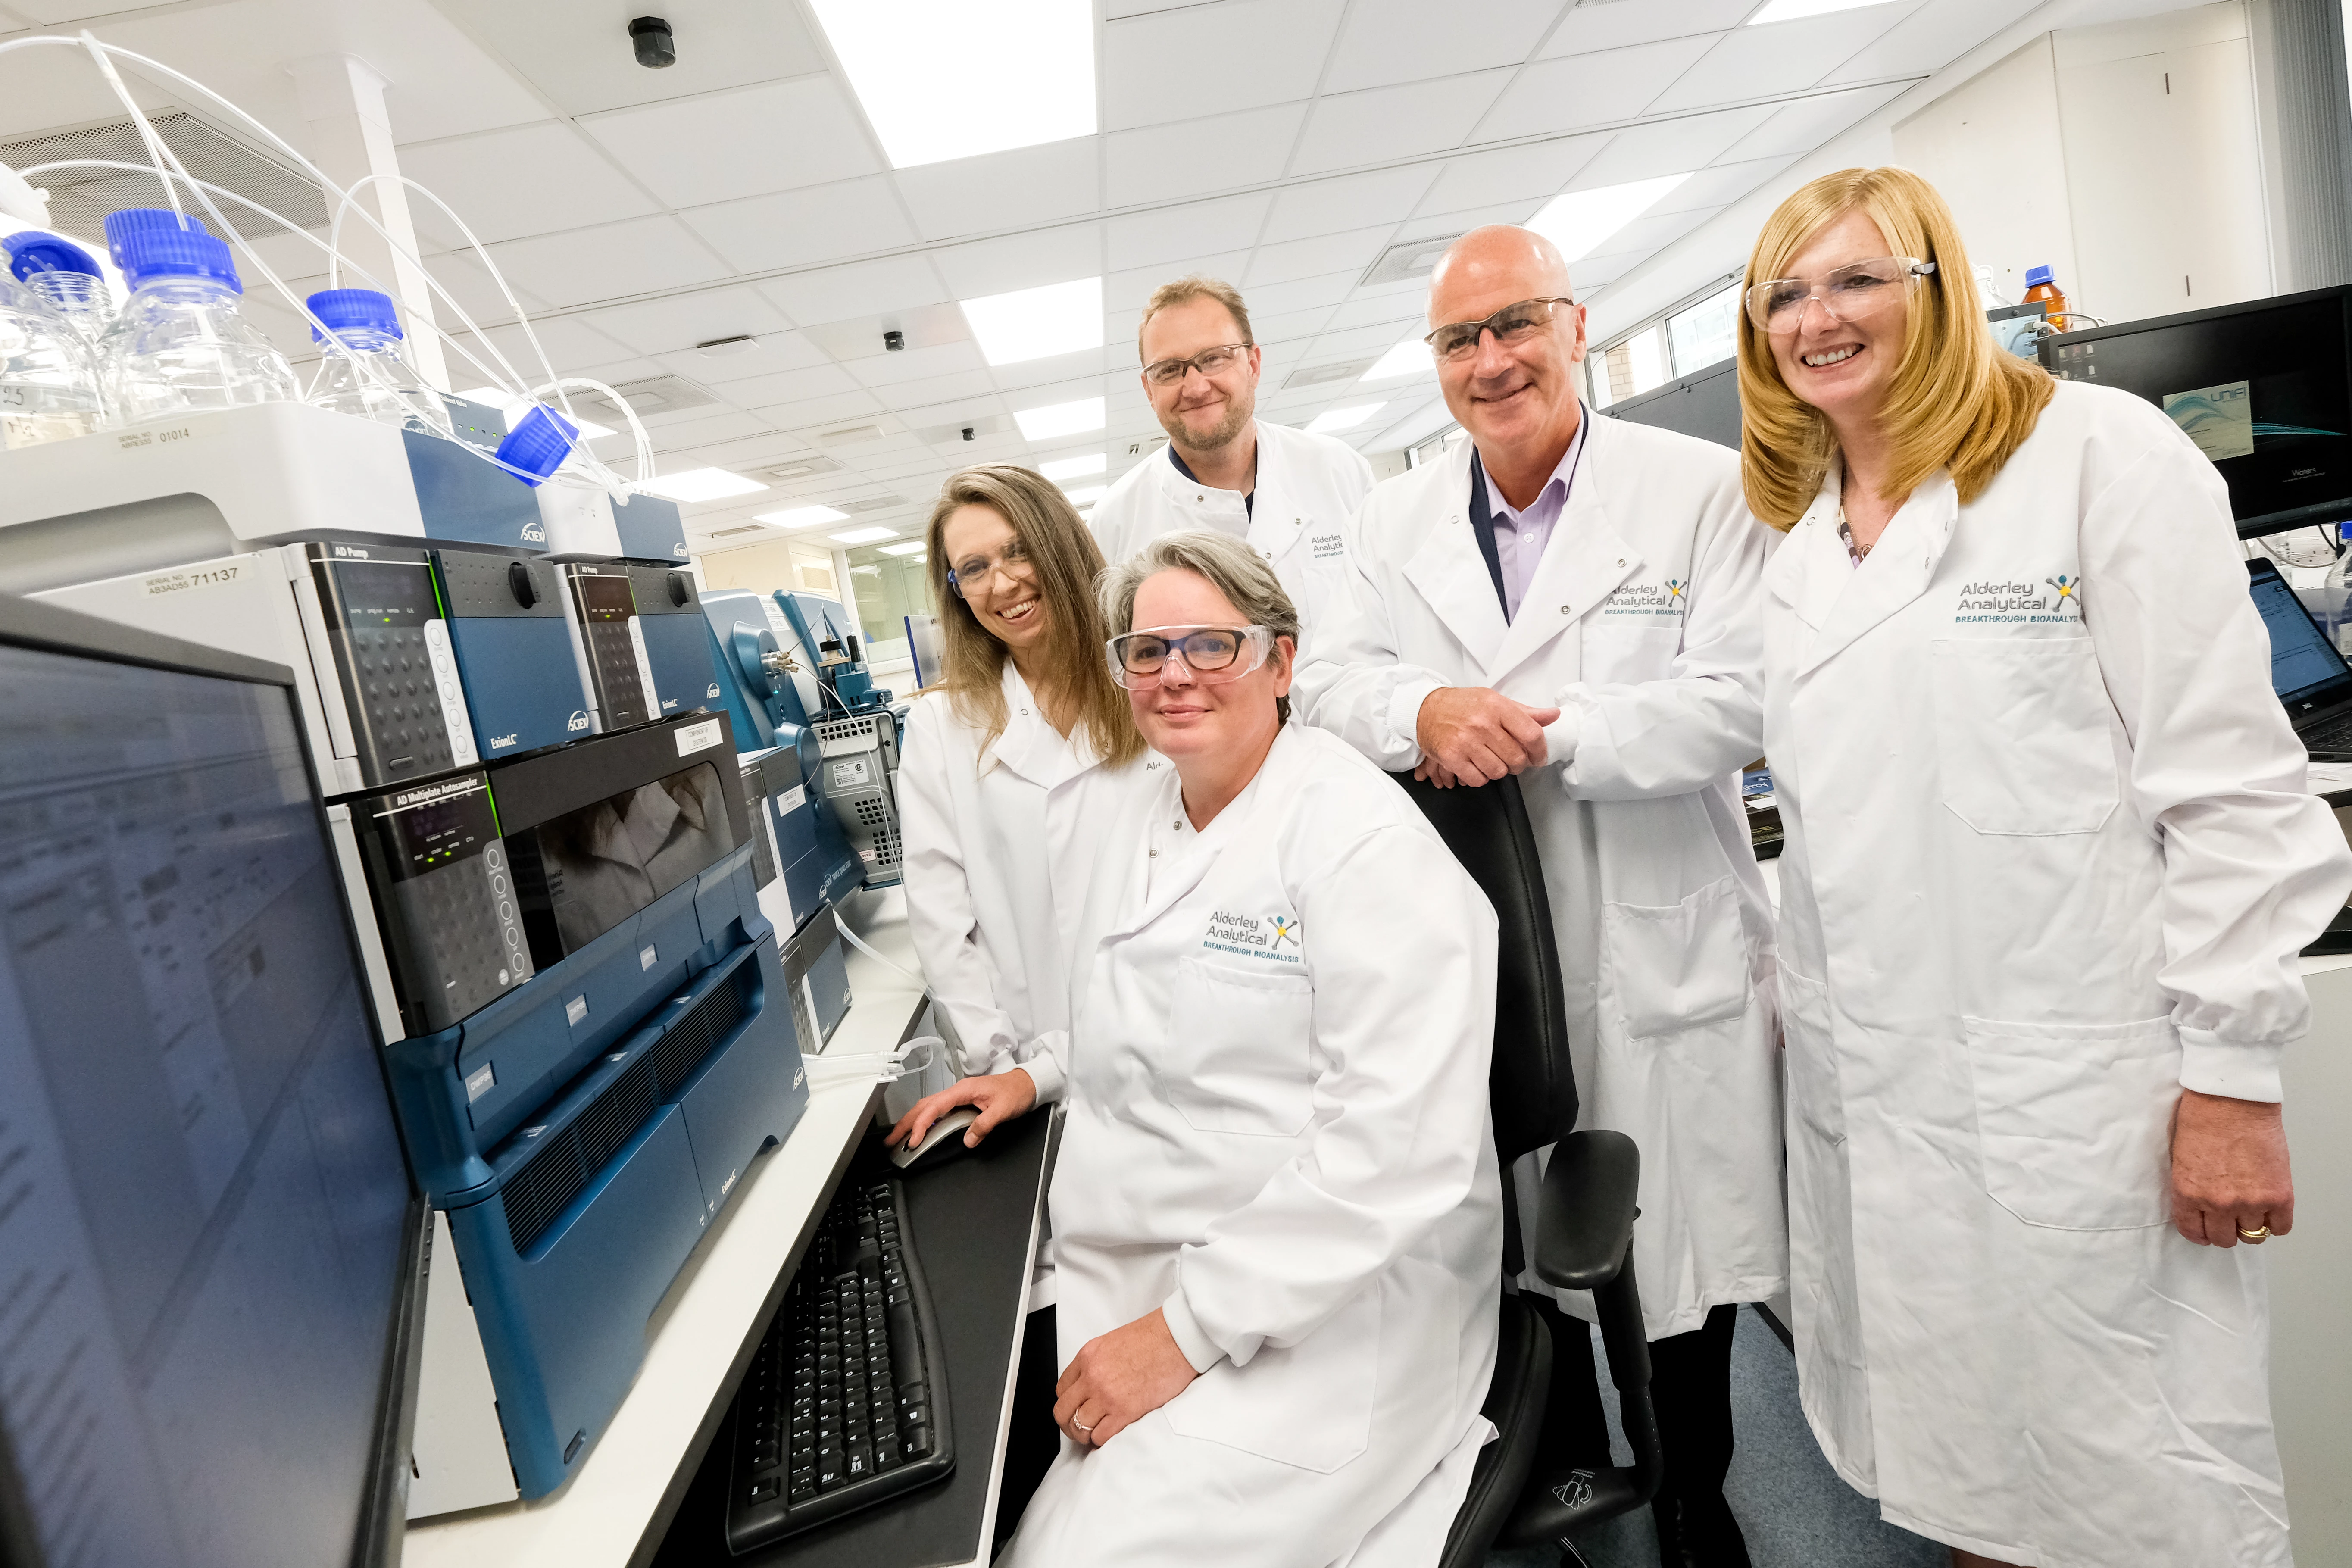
[404,885,928,1568]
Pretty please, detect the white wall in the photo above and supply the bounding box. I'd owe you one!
[1892,3,2274,324]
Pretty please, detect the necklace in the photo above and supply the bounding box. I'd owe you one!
[1836,501,1871,565]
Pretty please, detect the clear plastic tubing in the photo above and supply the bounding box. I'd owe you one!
[306,287,453,437]
[3,230,114,346]
[98,208,298,426]
[0,275,102,450]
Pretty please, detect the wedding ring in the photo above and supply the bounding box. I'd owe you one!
[2238,1224,2271,1243]
[1073,1419,1095,1433]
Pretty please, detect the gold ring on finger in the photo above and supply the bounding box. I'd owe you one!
[2238,1224,2272,1243]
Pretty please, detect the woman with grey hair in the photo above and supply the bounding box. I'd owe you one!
[896,531,1505,1565]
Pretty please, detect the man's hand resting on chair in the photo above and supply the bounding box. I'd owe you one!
[1053,1309,1198,1447]
[1414,687,1560,788]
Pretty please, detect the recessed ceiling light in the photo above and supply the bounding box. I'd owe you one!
[1306,402,1384,435]
[1529,173,1694,264]
[961,277,1104,366]
[1060,484,1106,507]
[1014,397,1105,442]
[809,0,1096,169]
[1362,337,1434,383]
[635,467,769,503]
[831,525,898,545]
[879,541,927,556]
[1038,452,1105,481]
[456,387,615,440]
[755,504,849,529]
[1748,0,1889,22]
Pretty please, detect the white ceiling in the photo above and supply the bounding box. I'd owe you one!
[0,0,2153,554]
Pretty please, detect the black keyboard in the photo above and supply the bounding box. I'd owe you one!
[724,1175,953,1552]
[2302,709,2352,755]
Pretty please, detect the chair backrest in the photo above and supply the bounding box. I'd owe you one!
[1390,771,1578,1162]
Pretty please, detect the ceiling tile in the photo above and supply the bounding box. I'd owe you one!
[1647,4,1915,112]
[1107,195,1272,272]
[1323,290,1428,334]
[1105,103,1309,207]
[897,140,1103,244]
[579,78,881,208]
[932,224,1108,299]
[1106,251,1254,312]
[1540,0,1751,57]
[1713,83,1907,163]
[1320,0,1565,94]
[646,410,778,455]
[1475,35,1717,141]
[450,316,636,392]
[1414,134,1614,215]
[990,347,1120,392]
[1249,304,1342,348]
[455,1,829,116]
[873,375,1003,415]
[848,340,987,388]
[484,214,734,309]
[1565,246,1647,287]
[679,178,918,272]
[1237,269,1367,322]
[752,388,892,435]
[395,122,658,245]
[1564,105,1777,187]
[1290,70,1516,175]
[1825,0,2043,84]
[1102,0,1343,132]
[1580,204,1718,262]
[705,362,865,409]
[1390,199,1540,246]
[1643,154,1799,214]
[759,255,950,327]
[1245,225,1394,288]
[1262,165,1443,245]
[580,285,796,355]
[648,330,838,384]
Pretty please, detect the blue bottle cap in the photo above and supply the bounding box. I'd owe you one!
[3,230,101,283]
[495,403,578,487]
[2024,265,2054,288]
[306,287,403,343]
[104,208,241,293]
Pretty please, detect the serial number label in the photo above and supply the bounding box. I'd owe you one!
[116,426,193,449]
[143,564,242,595]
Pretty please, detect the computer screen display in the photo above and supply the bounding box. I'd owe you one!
[2247,563,2352,706]
[2043,289,2352,534]
[0,634,415,1568]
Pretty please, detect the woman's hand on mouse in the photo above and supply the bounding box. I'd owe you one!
[1053,1308,1199,1448]
[885,1068,1037,1153]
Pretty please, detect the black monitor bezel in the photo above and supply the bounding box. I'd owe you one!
[2038,283,2352,540]
[0,591,429,1568]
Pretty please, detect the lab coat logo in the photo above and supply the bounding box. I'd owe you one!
[1955,576,2084,625]
[1203,908,1303,965]
[1601,581,1681,620]
[1310,531,1346,562]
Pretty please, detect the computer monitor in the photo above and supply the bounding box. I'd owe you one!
[1599,357,1741,450]
[2040,284,2352,537]
[0,594,425,1568]
[2246,557,2352,711]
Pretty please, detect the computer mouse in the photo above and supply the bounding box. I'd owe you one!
[890,1104,979,1172]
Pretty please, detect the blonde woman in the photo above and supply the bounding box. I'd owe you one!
[894,464,1146,1123]
[1742,165,2350,1568]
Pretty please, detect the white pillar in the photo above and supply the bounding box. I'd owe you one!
[285,53,448,390]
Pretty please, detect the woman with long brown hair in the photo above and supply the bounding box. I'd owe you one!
[1743,166,2348,1567]
[893,463,1144,1128]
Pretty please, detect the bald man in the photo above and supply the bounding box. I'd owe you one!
[1295,227,1784,1568]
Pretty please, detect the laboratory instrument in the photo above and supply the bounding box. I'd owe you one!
[563,560,659,731]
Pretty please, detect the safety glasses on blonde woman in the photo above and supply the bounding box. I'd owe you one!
[1745,257,1936,334]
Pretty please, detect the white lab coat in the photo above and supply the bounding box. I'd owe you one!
[898,664,1141,1307]
[1763,379,2352,1567]
[1000,725,1503,1568]
[1298,412,1787,1339]
[1088,419,1375,650]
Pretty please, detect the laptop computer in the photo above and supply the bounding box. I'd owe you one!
[2246,556,2352,759]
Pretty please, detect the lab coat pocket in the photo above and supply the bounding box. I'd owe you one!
[1161,959,1315,1137]
[1778,968,1845,1146]
[1962,1015,2179,1230]
[1930,638,2119,835]
[1163,1284,1378,1472]
[1601,875,1751,1039]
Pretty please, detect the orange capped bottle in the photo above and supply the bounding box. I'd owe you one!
[2021,265,2068,325]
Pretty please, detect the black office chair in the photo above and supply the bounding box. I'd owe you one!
[1393,771,1664,1568]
